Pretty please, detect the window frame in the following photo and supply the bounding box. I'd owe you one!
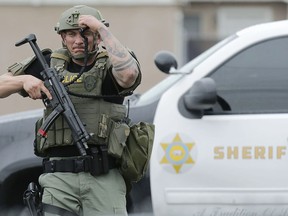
[207,36,288,115]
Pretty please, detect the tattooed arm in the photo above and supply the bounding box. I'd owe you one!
[78,15,140,88]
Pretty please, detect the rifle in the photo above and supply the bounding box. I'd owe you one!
[15,34,89,156]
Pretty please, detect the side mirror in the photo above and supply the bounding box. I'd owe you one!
[184,78,217,111]
[154,51,178,74]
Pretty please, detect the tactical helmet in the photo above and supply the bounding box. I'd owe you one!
[55,5,109,34]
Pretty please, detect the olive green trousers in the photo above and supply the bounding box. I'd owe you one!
[38,169,128,216]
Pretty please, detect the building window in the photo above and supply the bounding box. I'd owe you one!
[183,13,218,62]
[217,6,273,38]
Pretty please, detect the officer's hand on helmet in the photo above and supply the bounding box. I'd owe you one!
[78,15,105,33]
[23,75,52,100]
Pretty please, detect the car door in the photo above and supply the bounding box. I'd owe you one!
[151,36,288,216]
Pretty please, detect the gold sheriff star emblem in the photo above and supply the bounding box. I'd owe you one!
[160,133,195,173]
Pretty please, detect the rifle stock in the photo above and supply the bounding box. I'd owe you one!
[16,34,89,156]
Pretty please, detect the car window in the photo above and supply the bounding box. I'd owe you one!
[135,35,237,107]
[209,36,288,114]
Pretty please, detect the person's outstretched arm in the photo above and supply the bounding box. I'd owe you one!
[0,72,52,99]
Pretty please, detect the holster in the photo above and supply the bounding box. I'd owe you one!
[89,146,109,176]
[23,182,42,216]
[23,182,79,216]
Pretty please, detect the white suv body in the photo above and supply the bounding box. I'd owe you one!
[150,20,288,216]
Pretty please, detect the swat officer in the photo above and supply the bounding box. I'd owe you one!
[2,5,141,216]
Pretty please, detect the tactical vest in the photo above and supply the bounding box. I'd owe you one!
[37,48,130,155]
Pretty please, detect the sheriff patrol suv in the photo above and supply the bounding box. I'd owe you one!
[150,19,288,216]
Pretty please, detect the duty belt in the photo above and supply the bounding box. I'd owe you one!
[43,146,117,176]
